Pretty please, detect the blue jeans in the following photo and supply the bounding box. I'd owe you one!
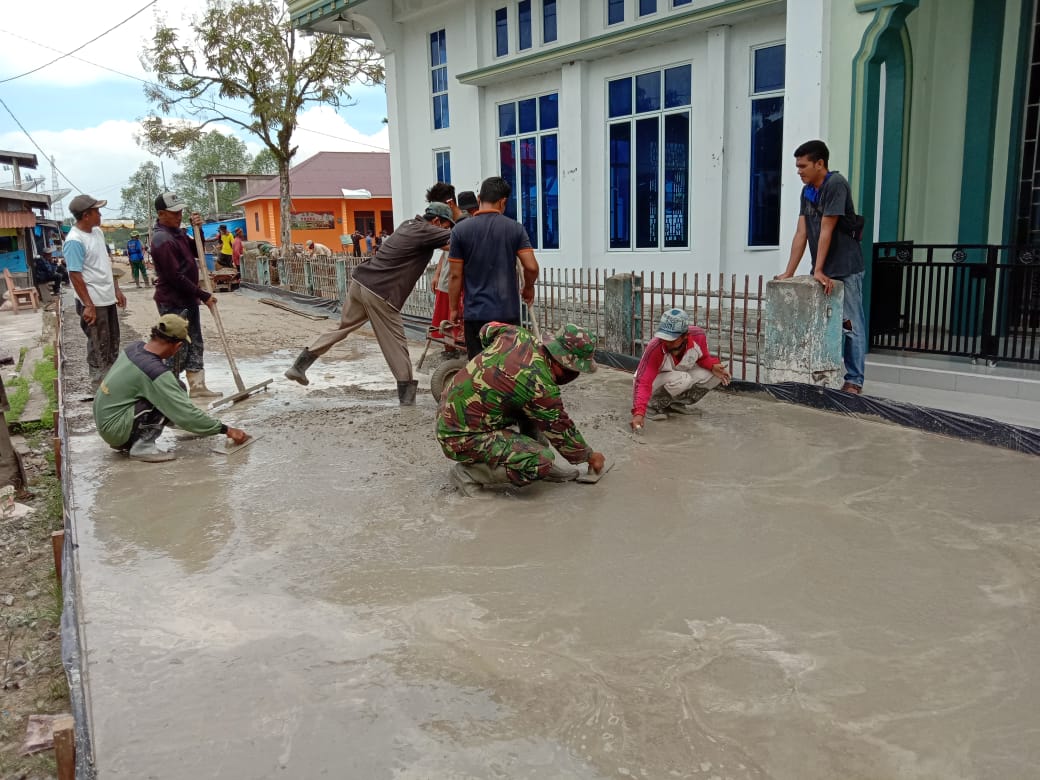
[837,271,866,387]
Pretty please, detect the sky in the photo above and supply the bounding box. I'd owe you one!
[0,0,390,220]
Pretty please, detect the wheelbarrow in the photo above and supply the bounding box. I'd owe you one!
[415,319,468,403]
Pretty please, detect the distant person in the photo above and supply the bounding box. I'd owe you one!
[232,227,245,268]
[93,313,248,462]
[216,224,235,268]
[150,192,222,399]
[436,322,605,494]
[630,309,731,432]
[455,190,478,217]
[126,230,149,288]
[775,139,866,394]
[284,203,455,405]
[65,193,127,391]
[448,176,539,358]
[364,231,374,255]
[351,228,363,257]
[305,239,333,256]
[34,245,69,300]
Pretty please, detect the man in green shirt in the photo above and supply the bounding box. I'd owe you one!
[93,314,249,462]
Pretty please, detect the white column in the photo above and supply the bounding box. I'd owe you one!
[700,25,729,274]
[777,0,828,274]
[560,60,588,268]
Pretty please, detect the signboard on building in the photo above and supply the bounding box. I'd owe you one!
[290,211,335,230]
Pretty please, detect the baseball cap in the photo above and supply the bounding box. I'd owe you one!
[654,308,690,340]
[155,313,191,343]
[424,202,455,225]
[542,324,597,374]
[154,192,185,212]
[68,194,107,215]
[456,190,478,211]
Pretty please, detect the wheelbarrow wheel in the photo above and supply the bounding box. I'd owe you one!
[430,357,468,403]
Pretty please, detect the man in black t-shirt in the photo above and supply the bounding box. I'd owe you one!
[776,140,866,394]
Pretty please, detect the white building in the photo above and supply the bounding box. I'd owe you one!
[289,0,1038,298]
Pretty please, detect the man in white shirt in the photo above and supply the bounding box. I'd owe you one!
[65,194,126,391]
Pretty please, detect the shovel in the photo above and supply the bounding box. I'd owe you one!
[190,228,272,409]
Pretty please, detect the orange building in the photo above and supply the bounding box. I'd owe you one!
[234,151,393,250]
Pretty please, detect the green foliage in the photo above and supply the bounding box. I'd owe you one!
[249,148,278,175]
[119,161,163,226]
[171,131,251,216]
[33,346,58,422]
[4,376,28,424]
[139,0,384,248]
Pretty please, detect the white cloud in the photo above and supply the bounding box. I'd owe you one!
[0,0,209,87]
[2,109,388,219]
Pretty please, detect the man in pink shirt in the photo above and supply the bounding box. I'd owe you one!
[232,228,245,268]
[630,308,731,431]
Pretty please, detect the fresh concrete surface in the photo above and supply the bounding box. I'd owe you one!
[66,312,1040,779]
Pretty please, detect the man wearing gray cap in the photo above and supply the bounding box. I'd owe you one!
[284,202,455,404]
[65,193,126,391]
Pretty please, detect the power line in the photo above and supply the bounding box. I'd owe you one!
[0,0,160,85]
[0,28,391,152]
[0,96,82,194]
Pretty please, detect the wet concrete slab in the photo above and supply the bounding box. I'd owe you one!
[69,339,1040,779]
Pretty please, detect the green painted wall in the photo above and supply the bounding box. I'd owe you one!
[827,4,873,174]
[991,0,1028,243]
[902,0,974,244]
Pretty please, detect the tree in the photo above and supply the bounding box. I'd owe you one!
[140,0,383,248]
[171,131,251,216]
[249,148,278,175]
[119,161,163,227]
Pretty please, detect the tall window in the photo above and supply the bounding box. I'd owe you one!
[498,93,560,249]
[639,0,657,15]
[607,0,625,25]
[430,29,449,130]
[495,8,509,56]
[748,43,785,246]
[608,65,691,250]
[543,0,557,43]
[435,150,452,184]
[518,0,532,50]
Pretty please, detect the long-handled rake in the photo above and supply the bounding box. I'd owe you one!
[190,229,272,409]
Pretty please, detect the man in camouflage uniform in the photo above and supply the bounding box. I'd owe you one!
[437,322,606,493]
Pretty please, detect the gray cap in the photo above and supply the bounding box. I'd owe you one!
[68,194,107,215]
[424,202,455,225]
[154,192,185,212]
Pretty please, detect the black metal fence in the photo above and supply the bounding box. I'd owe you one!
[871,242,1040,364]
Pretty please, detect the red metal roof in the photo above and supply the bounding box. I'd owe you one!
[235,151,391,204]
[0,210,36,229]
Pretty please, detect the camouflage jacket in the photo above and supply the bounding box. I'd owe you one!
[436,324,593,464]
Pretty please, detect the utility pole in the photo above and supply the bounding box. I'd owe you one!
[50,156,64,221]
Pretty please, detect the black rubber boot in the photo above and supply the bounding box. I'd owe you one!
[285,349,318,386]
[397,379,419,405]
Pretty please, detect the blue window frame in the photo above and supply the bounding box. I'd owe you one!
[495,8,508,57]
[543,0,557,43]
[435,150,452,184]
[748,44,785,247]
[608,66,691,250]
[518,0,532,50]
[498,93,560,249]
[607,0,624,25]
[639,0,657,15]
[430,30,449,130]
[673,0,692,5]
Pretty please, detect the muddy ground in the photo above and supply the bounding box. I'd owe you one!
[61,284,1040,780]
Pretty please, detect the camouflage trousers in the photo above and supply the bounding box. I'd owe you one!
[438,429,555,486]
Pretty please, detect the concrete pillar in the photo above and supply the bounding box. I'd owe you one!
[335,259,349,301]
[702,25,728,273]
[762,277,844,386]
[303,260,315,297]
[603,273,642,354]
[777,0,828,275]
[560,60,588,267]
[257,257,270,287]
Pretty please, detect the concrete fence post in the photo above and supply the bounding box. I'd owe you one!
[335,259,348,301]
[604,273,642,354]
[303,260,315,297]
[762,277,845,387]
[257,257,270,287]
